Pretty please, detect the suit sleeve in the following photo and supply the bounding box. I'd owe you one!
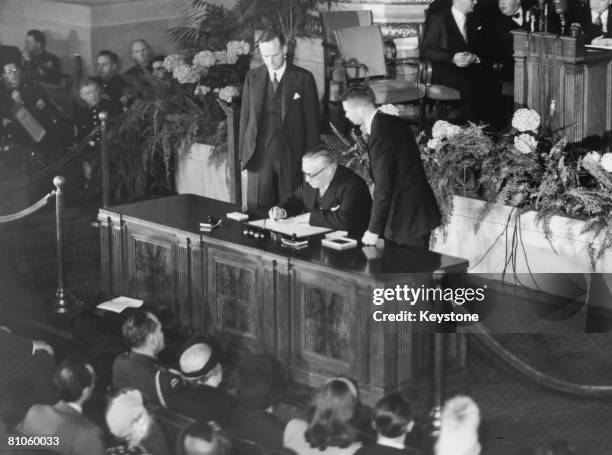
[0,330,33,356]
[75,426,105,455]
[279,185,306,217]
[421,15,455,64]
[302,72,321,151]
[310,179,371,232]
[239,73,251,168]
[367,131,397,236]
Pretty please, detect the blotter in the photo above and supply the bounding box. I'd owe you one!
[227,212,249,221]
[247,219,332,239]
[97,296,143,313]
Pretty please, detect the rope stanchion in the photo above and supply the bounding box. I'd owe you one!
[0,191,55,224]
[99,111,110,208]
[0,126,100,191]
[51,175,72,314]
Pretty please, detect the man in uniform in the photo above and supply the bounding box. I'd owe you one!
[22,29,61,84]
[93,50,129,108]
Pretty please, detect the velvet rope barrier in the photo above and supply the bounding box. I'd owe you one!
[0,126,100,190]
[0,190,55,224]
[462,309,612,396]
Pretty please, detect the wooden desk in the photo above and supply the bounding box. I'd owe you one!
[98,194,469,404]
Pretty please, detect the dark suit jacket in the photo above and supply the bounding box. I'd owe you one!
[0,330,33,357]
[568,6,612,42]
[478,8,530,82]
[367,112,441,245]
[229,407,285,450]
[17,401,105,455]
[239,64,320,171]
[421,8,485,87]
[112,351,181,407]
[279,165,372,239]
[164,383,236,426]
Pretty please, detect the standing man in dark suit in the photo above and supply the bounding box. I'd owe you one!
[239,29,321,208]
[17,359,105,455]
[341,86,441,249]
[569,0,611,42]
[421,0,487,121]
[269,147,372,239]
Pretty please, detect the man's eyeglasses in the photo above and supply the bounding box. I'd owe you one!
[303,165,329,180]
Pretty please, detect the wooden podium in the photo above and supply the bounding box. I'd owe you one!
[513,30,612,141]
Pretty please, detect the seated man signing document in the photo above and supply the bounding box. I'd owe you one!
[268,148,372,239]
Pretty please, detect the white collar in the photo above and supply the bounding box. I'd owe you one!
[376,436,405,450]
[66,402,83,414]
[512,7,523,25]
[268,62,287,83]
[363,109,378,135]
[452,6,467,24]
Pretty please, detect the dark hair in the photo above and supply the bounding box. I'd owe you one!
[374,393,412,438]
[304,378,360,450]
[341,85,376,105]
[258,28,286,47]
[26,29,46,47]
[97,50,119,65]
[121,309,158,348]
[178,421,231,455]
[232,353,286,410]
[53,358,94,403]
[152,55,166,64]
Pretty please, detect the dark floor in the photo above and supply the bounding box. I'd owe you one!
[1,205,612,455]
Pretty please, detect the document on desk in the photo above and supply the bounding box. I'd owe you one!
[247,218,332,238]
[97,296,143,313]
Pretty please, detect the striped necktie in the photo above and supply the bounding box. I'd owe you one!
[272,72,279,92]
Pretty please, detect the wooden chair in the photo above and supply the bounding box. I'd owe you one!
[333,25,427,125]
[320,10,373,109]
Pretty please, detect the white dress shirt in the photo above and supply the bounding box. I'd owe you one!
[362,109,378,136]
[512,8,524,26]
[592,9,609,33]
[268,61,287,84]
[452,6,468,42]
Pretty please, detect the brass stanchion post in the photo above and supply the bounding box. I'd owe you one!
[429,269,447,438]
[52,175,70,313]
[99,111,109,208]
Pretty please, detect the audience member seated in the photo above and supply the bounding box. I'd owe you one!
[1,60,63,149]
[534,440,576,455]
[230,353,286,450]
[178,420,231,455]
[0,325,56,421]
[435,395,481,455]
[21,29,61,85]
[283,377,362,455]
[269,148,372,240]
[421,0,489,122]
[112,309,182,407]
[568,0,612,42]
[165,337,236,425]
[93,50,130,108]
[151,55,168,81]
[16,358,105,455]
[106,388,171,455]
[354,393,421,455]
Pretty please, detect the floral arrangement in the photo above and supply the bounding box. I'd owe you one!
[421,120,493,230]
[421,107,612,267]
[108,40,251,201]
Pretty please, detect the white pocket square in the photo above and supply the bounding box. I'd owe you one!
[293,92,301,100]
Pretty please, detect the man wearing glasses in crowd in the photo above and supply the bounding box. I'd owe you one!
[268,148,372,240]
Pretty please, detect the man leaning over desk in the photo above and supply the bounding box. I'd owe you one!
[268,147,372,239]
